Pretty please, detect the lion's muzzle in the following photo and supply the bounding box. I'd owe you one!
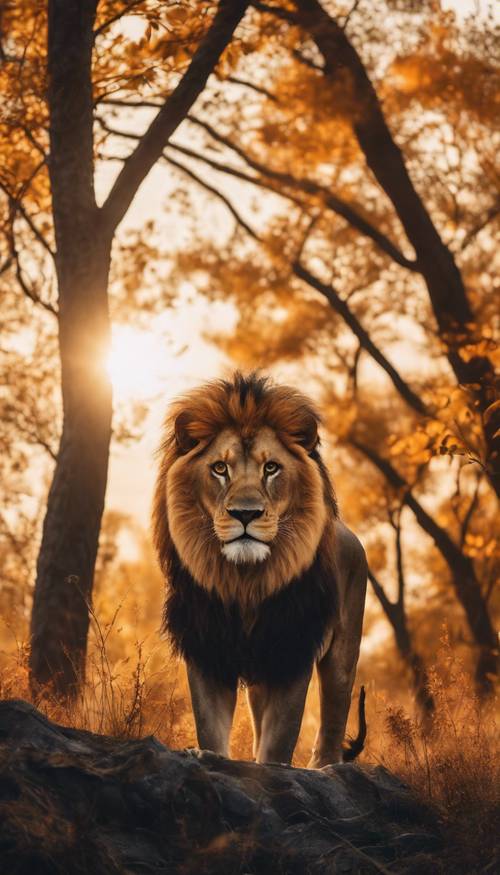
[220,503,272,564]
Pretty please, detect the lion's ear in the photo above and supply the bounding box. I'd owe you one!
[174,410,199,454]
[294,410,319,453]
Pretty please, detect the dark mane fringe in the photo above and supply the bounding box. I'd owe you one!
[164,544,338,689]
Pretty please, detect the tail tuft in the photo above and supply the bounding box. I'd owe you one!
[342,685,367,762]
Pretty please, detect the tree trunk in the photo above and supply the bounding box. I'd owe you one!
[368,572,435,719]
[394,624,435,721]
[29,0,111,697]
[30,242,112,696]
[293,0,500,498]
[355,440,498,695]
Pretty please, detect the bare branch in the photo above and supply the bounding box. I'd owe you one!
[188,116,419,271]
[293,261,428,415]
[98,117,306,205]
[0,256,13,277]
[251,2,298,23]
[349,438,483,582]
[97,98,163,109]
[459,472,482,548]
[100,0,249,234]
[5,210,58,316]
[168,141,304,205]
[394,515,406,608]
[163,154,260,241]
[0,175,55,258]
[341,0,362,29]
[13,200,55,258]
[291,48,323,72]
[367,568,395,616]
[12,250,58,317]
[459,201,500,251]
[93,0,145,41]
[225,75,278,101]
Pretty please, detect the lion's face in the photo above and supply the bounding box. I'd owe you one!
[194,426,297,565]
[154,374,336,605]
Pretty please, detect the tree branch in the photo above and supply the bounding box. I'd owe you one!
[169,141,305,205]
[93,0,145,41]
[393,514,406,609]
[12,247,58,316]
[459,472,482,548]
[349,438,485,586]
[367,568,396,617]
[163,154,260,241]
[0,180,55,258]
[293,261,428,415]
[225,75,278,101]
[4,199,58,316]
[459,201,500,251]
[16,204,55,258]
[98,97,163,109]
[252,2,298,23]
[98,117,307,206]
[291,48,324,72]
[188,115,419,271]
[100,0,249,234]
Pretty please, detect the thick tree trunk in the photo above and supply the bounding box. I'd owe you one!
[29,0,111,696]
[30,244,112,696]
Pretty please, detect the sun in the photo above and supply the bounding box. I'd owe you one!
[106,324,166,402]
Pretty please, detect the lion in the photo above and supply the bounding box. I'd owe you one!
[152,372,367,767]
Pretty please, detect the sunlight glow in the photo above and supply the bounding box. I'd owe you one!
[106,325,167,402]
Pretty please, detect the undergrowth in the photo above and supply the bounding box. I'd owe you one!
[0,617,497,873]
[375,631,498,874]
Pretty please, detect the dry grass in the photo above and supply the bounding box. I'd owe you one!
[0,604,193,750]
[369,631,499,874]
[0,617,497,873]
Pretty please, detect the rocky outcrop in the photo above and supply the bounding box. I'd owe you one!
[0,700,441,874]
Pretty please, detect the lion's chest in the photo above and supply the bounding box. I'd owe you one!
[164,550,337,688]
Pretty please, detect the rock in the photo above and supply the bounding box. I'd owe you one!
[0,699,441,874]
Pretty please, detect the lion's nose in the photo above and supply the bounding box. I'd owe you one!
[227,508,263,527]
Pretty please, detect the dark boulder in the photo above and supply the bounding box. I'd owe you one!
[0,699,441,874]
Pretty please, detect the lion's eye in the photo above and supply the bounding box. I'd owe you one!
[211,461,228,477]
[264,460,280,476]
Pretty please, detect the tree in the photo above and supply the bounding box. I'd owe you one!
[1,0,249,697]
[151,0,498,692]
[367,508,435,719]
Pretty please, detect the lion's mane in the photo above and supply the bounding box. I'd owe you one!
[153,372,337,594]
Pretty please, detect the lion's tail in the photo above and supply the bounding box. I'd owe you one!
[342,685,367,763]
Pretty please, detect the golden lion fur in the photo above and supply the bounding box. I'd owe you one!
[152,373,338,609]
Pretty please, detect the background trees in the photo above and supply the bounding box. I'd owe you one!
[156,0,499,696]
[0,0,498,707]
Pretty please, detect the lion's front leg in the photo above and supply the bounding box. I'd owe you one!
[248,670,312,765]
[186,662,237,757]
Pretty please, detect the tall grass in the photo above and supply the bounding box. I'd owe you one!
[0,603,192,748]
[373,630,498,874]
[0,616,497,873]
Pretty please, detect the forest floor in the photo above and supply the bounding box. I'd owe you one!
[0,628,497,874]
